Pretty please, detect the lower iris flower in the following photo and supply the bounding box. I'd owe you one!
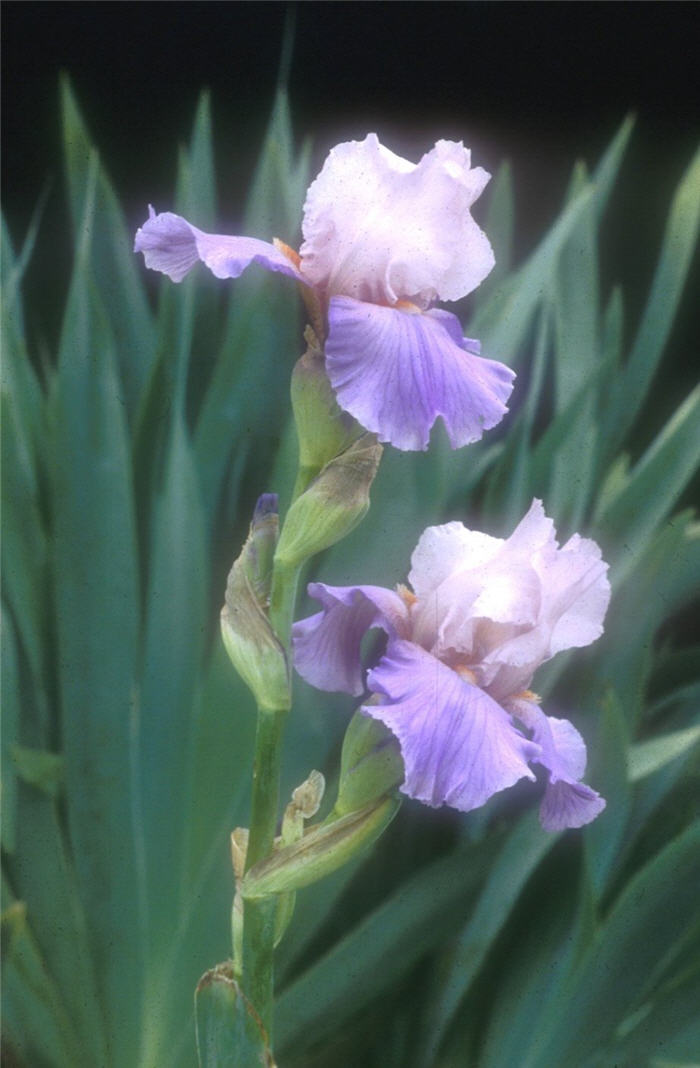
[134,134,515,451]
[293,500,610,830]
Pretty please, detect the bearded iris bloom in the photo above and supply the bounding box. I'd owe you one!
[293,500,610,830]
[134,134,515,451]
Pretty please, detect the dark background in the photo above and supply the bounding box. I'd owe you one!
[3,1,698,392]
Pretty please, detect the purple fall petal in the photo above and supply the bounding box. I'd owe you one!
[134,208,304,284]
[540,781,606,832]
[325,298,514,451]
[509,697,606,830]
[292,583,410,697]
[365,640,538,811]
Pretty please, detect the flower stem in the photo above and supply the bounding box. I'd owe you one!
[242,705,287,1039]
[268,557,302,659]
[240,551,301,1042]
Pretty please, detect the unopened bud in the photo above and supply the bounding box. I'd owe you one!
[291,337,365,476]
[242,795,399,900]
[221,495,289,712]
[335,710,404,816]
[274,434,383,569]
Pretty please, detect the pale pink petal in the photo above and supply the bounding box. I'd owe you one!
[408,522,502,600]
[300,134,494,305]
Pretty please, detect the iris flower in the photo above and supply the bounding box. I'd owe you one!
[293,500,610,830]
[134,134,514,451]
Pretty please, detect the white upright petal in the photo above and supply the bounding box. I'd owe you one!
[299,134,494,305]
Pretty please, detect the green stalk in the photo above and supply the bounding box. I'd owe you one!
[242,705,287,1038]
[240,552,301,1041]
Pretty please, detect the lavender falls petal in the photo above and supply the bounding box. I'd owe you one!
[325,298,514,451]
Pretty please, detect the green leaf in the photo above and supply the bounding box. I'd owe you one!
[276,834,502,1055]
[477,856,592,1068]
[3,784,109,1062]
[546,162,600,530]
[473,160,514,309]
[60,76,156,413]
[482,304,551,526]
[11,745,64,798]
[472,115,632,366]
[50,156,143,1064]
[0,389,49,691]
[471,181,596,366]
[628,724,700,782]
[177,91,217,229]
[583,691,632,899]
[597,386,700,588]
[526,821,700,1067]
[419,813,556,1059]
[1,891,84,1066]
[594,511,699,729]
[601,146,700,459]
[135,413,210,1062]
[609,958,700,1065]
[195,962,274,1068]
[1,186,49,333]
[1,608,20,853]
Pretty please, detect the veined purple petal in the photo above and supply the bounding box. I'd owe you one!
[540,781,606,832]
[508,697,606,830]
[292,583,410,696]
[134,207,304,284]
[325,298,514,451]
[365,640,538,812]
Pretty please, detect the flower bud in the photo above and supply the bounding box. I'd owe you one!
[241,796,399,900]
[335,710,404,817]
[291,333,365,477]
[274,434,383,569]
[220,495,290,712]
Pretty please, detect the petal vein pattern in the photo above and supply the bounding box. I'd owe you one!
[366,641,538,811]
[325,299,514,451]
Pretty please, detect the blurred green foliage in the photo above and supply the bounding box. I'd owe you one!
[2,79,699,1067]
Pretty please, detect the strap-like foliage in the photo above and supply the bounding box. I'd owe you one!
[1,83,697,1067]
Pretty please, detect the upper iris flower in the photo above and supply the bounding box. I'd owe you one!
[292,500,610,831]
[134,134,515,451]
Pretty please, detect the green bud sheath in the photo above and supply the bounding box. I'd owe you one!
[242,796,400,899]
[195,962,275,1068]
[221,496,290,712]
[336,711,404,816]
[275,433,383,569]
[291,334,365,480]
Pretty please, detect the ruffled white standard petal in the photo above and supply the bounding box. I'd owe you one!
[299,134,494,305]
[292,583,410,696]
[325,298,514,451]
[406,501,611,699]
[134,208,304,284]
[509,697,606,831]
[408,521,502,600]
[480,508,611,690]
[365,640,538,812]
